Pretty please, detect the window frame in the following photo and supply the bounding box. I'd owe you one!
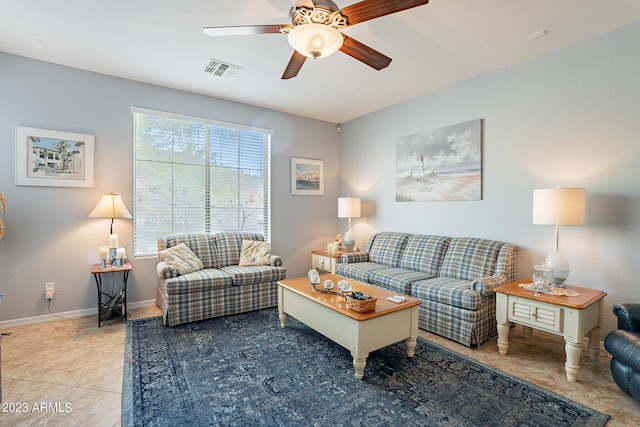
[131,107,273,257]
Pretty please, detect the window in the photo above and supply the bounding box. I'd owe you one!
[132,107,272,256]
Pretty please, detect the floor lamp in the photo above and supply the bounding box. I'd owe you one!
[532,187,585,287]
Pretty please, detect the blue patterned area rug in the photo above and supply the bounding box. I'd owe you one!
[123,308,609,427]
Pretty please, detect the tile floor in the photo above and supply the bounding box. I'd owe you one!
[1,306,639,426]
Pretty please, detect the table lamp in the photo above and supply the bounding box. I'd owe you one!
[89,192,132,234]
[532,187,585,286]
[338,196,361,251]
[89,193,132,265]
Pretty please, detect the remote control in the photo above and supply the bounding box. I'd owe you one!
[386,296,404,303]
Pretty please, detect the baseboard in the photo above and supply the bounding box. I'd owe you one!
[0,299,157,330]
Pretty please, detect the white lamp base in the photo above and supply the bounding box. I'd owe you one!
[545,248,569,287]
[343,229,355,251]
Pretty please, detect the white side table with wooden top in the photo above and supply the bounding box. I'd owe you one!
[311,249,347,274]
[495,279,607,382]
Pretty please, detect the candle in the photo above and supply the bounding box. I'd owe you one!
[99,246,109,260]
[109,234,118,248]
[116,247,126,259]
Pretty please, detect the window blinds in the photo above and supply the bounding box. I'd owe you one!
[132,107,272,256]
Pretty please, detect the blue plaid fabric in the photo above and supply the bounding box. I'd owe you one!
[165,268,233,294]
[494,244,517,283]
[410,277,480,310]
[340,251,370,264]
[157,280,279,327]
[335,232,516,347]
[400,235,450,275]
[416,296,496,347]
[215,232,265,267]
[368,268,434,295]
[156,261,179,280]
[160,234,219,269]
[220,265,287,287]
[368,232,410,267]
[156,232,285,326]
[335,262,387,283]
[440,237,505,280]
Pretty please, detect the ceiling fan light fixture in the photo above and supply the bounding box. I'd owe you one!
[288,23,343,59]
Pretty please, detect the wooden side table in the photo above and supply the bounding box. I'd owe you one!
[91,261,132,327]
[494,279,606,382]
[311,249,347,274]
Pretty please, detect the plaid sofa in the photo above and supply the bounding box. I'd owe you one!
[336,232,517,347]
[156,232,286,326]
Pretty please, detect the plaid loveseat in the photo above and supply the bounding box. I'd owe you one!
[336,232,517,347]
[156,232,286,326]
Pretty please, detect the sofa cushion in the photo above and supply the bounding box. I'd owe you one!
[158,243,204,274]
[239,240,271,266]
[440,237,504,280]
[368,267,435,295]
[216,232,265,267]
[410,277,482,310]
[335,262,387,284]
[166,233,219,269]
[400,235,450,276]
[220,265,287,287]
[164,268,233,295]
[368,232,410,268]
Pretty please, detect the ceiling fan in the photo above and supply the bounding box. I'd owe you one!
[203,0,429,79]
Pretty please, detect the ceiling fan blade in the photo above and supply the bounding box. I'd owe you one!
[290,0,315,7]
[340,35,391,70]
[203,25,290,36]
[282,50,308,80]
[340,0,429,26]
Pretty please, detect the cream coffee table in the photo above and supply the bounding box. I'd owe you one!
[277,274,421,379]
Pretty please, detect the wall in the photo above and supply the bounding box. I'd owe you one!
[0,53,339,325]
[339,22,640,335]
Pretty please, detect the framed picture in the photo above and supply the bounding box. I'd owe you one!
[396,119,482,202]
[15,126,95,188]
[291,157,323,196]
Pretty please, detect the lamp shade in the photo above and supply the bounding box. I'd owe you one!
[89,193,132,219]
[338,197,361,218]
[532,188,585,226]
[288,23,344,59]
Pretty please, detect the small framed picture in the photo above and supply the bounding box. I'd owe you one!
[291,157,323,196]
[15,126,95,188]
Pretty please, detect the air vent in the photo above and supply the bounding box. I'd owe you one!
[204,59,241,78]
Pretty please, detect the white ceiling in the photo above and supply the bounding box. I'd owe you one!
[1,0,639,123]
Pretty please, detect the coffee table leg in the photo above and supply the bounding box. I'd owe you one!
[352,354,368,380]
[405,337,417,357]
[278,311,288,328]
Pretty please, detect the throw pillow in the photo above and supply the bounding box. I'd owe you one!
[239,240,271,266]
[158,243,204,274]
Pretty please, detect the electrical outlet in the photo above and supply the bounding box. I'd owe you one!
[44,282,54,300]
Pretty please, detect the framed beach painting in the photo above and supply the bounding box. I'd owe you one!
[396,119,482,202]
[291,157,323,196]
[15,126,95,188]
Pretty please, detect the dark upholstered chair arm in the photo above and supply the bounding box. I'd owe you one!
[613,304,640,332]
[605,330,640,372]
